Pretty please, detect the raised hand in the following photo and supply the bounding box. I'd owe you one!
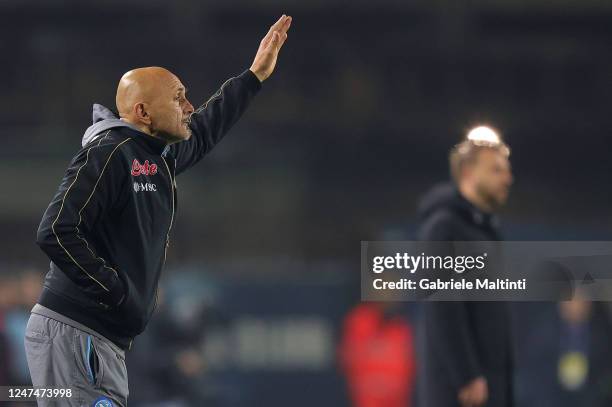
[249,14,292,82]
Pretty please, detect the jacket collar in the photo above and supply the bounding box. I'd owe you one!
[83,104,169,156]
[454,188,499,229]
[123,126,170,156]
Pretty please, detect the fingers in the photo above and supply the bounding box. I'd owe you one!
[260,15,292,51]
[266,26,289,52]
[269,15,286,33]
[279,17,291,46]
[270,31,280,50]
[280,16,292,35]
[265,15,292,39]
[264,15,285,42]
[272,15,291,35]
[279,32,288,48]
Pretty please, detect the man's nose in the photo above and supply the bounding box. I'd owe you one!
[184,100,194,115]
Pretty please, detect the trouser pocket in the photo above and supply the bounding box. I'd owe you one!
[24,315,54,388]
[75,333,104,388]
[74,332,129,406]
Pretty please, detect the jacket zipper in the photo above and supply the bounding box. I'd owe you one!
[152,156,176,317]
[160,156,175,263]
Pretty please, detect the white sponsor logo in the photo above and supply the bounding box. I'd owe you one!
[133,182,157,193]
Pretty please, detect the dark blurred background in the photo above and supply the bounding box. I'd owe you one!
[2,0,612,406]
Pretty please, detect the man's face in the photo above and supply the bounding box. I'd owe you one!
[148,75,194,144]
[468,149,513,209]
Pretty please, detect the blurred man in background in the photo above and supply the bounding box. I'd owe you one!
[25,15,292,407]
[554,298,612,405]
[516,295,612,406]
[416,128,514,407]
[0,275,17,387]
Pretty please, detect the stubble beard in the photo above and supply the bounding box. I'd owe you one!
[155,124,191,145]
[476,183,507,212]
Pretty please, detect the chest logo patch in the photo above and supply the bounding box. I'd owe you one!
[131,159,158,176]
[133,182,157,193]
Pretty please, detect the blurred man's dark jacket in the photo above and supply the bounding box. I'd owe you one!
[416,183,513,407]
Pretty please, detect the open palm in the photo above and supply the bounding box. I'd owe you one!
[250,15,292,82]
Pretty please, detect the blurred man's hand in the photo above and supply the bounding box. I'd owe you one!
[458,376,488,407]
[250,14,292,82]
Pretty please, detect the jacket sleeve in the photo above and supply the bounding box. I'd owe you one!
[170,69,262,175]
[418,211,483,389]
[36,141,128,308]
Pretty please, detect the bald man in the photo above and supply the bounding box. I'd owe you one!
[25,15,291,407]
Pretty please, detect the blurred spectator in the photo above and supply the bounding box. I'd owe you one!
[0,274,18,386]
[4,270,42,385]
[516,298,612,407]
[339,302,416,407]
[127,286,232,407]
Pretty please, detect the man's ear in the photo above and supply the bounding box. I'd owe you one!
[134,103,152,125]
[461,163,474,182]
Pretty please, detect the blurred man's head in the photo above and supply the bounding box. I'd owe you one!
[559,297,592,325]
[450,132,513,212]
[116,67,194,144]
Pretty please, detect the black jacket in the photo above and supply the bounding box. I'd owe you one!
[35,70,261,350]
[416,183,513,407]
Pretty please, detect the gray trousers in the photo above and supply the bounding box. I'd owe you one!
[24,304,129,407]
